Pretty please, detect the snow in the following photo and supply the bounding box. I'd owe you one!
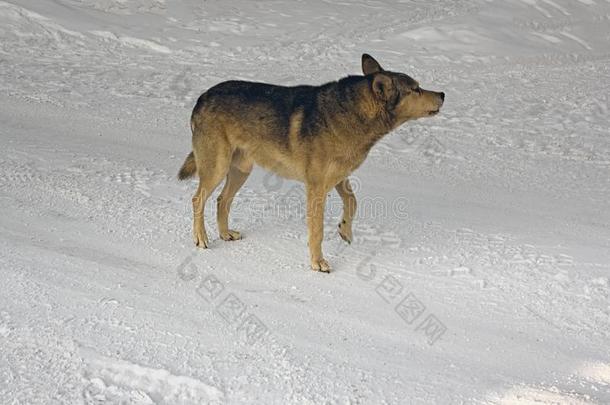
[1,0,609,403]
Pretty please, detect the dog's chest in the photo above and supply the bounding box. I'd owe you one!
[326,150,369,180]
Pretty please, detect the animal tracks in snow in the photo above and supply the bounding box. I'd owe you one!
[104,168,165,198]
[81,348,224,405]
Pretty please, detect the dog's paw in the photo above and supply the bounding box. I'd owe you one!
[311,258,331,273]
[220,230,242,241]
[193,231,209,248]
[338,221,352,244]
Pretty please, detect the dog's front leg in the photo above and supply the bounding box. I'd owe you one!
[306,183,331,272]
[335,178,356,244]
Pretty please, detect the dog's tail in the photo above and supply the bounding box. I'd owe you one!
[178,151,196,180]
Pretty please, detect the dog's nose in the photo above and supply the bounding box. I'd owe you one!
[440,92,445,101]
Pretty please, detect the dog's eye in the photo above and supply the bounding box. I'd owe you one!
[415,87,422,95]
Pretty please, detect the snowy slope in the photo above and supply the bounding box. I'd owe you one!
[1,0,609,404]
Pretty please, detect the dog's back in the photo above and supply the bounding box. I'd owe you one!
[192,77,367,140]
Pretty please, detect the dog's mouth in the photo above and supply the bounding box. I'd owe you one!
[428,109,440,116]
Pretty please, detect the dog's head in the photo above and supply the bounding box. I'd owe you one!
[362,54,444,125]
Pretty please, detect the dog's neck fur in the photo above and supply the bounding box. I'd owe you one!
[321,75,396,155]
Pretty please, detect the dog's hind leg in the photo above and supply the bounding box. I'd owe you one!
[217,150,252,241]
[335,178,356,244]
[191,136,232,248]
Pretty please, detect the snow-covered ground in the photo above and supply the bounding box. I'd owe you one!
[1,0,609,403]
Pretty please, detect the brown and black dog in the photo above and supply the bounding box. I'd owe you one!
[178,54,444,272]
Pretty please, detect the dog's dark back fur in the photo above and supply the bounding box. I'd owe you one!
[192,76,390,143]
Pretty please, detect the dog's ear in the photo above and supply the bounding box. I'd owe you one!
[362,54,383,75]
[372,73,398,106]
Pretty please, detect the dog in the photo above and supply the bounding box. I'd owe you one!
[178,54,444,272]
